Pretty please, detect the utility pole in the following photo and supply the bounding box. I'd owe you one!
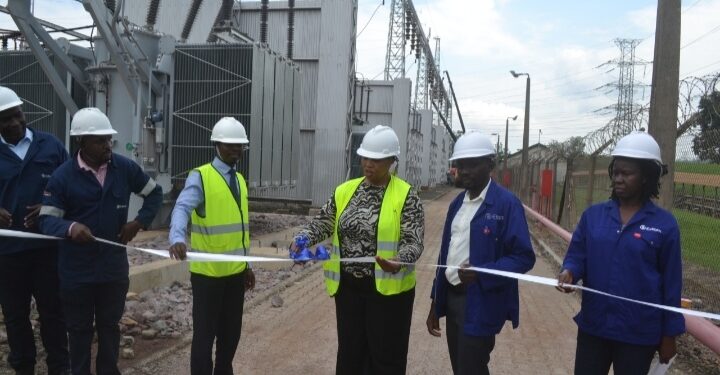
[648,0,681,209]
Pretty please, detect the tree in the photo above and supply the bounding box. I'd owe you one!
[692,90,720,162]
[548,137,586,227]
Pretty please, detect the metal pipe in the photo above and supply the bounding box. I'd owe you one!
[444,70,465,133]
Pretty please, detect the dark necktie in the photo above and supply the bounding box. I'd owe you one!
[228,168,240,203]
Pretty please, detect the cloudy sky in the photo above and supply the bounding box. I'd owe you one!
[2,0,720,154]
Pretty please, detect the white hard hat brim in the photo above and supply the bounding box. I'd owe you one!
[357,148,399,159]
[0,99,23,113]
[211,136,249,144]
[449,151,495,161]
[70,128,118,136]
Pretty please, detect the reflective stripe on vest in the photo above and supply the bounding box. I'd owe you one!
[190,163,249,277]
[324,175,415,296]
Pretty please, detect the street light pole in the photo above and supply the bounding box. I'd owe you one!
[511,70,530,201]
[491,132,500,155]
[503,115,517,182]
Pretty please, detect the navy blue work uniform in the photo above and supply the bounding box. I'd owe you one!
[562,200,685,374]
[0,128,70,374]
[432,181,536,375]
[38,152,162,375]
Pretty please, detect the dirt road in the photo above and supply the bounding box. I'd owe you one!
[124,189,581,374]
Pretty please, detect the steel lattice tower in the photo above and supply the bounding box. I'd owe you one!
[384,0,406,80]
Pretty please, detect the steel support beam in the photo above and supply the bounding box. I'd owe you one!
[82,0,139,103]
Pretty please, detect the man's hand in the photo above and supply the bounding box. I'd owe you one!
[24,204,41,229]
[556,269,575,293]
[658,336,677,364]
[376,256,401,274]
[245,269,256,291]
[168,242,187,260]
[118,220,143,244]
[0,208,12,228]
[458,263,477,285]
[426,301,441,337]
[69,223,94,243]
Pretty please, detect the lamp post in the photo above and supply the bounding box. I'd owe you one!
[503,115,518,180]
[491,132,500,155]
[510,70,530,201]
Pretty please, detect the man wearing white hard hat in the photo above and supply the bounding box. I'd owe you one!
[291,124,425,374]
[426,131,535,375]
[557,131,684,374]
[168,117,255,375]
[38,107,162,375]
[0,86,71,375]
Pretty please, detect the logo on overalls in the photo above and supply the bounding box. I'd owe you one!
[633,232,642,239]
[483,226,491,235]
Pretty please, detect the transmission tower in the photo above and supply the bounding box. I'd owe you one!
[384,0,406,80]
[588,38,649,153]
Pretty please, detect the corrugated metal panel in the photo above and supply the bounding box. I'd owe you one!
[236,0,355,206]
[260,53,275,186]
[282,64,294,184]
[291,69,301,185]
[297,130,315,200]
[293,10,321,59]
[296,61,317,130]
[249,44,265,187]
[271,59,285,186]
[123,0,221,43]
[311,127,348,204]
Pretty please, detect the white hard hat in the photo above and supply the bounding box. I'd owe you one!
[357,125,400,159]
[0,86,23,112]
[70,107,118,136]
[611,131,662,164]
[449,131,496,161]
[210,117,249,144]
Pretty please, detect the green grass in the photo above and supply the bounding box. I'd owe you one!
[675,161,720,175]
[674,209,720,271]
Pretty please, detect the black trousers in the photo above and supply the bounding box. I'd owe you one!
[60,279,129,375]
[334,274,415,375]
[0,247,69,374]
[445,285,496,375]
[190,271,246,375]
[574,330,657,375]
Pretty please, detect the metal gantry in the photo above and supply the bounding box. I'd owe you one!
[384,0,406,81]
[384,0,453,134]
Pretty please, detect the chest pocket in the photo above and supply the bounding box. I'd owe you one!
[472,214,503,261]
[629,231,662,266]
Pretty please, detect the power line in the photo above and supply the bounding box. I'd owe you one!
[681,22,720,50]
[357,2,384,38]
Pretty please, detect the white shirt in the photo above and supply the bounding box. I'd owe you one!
[445,179,491,286]
[0,128,33,160]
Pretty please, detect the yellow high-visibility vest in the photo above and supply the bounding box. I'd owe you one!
[190,163,249,277]
[324,175,415,296]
